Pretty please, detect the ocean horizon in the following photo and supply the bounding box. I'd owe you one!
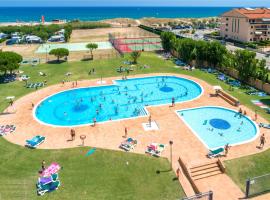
[0,7,235,22]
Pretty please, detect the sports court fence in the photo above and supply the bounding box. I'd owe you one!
[246,173,270,198]
[182,191,213,200]
[109,33,163,54]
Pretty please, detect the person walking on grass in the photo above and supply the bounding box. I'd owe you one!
[41,160,46,171]
[259,134,266,149]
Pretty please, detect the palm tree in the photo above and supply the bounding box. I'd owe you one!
[130,51,141,64]
[86,43,98,59]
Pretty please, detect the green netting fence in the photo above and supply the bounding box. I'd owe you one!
[246,173,270,198]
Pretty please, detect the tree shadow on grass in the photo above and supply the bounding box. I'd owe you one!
[260,99,270,107]
[47,60,66,64]
[156,169,179,181]
[0,74,16,84]
[156,169,171,174]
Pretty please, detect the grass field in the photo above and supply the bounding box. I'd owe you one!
[0,52,270,199]
[0,138,183,200]
[225,149,270,193]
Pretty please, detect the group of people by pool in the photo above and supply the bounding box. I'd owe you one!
[59,79,190,123]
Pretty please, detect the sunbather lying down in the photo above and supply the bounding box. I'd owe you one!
[0,125,16,136]
[259,123,270,129]
[145,143,165,157]
[119,137,137,151]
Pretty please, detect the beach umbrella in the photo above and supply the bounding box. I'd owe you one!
[213,85,222,91]
[6,96,15,100]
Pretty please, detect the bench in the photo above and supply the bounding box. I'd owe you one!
[216,90,240,106]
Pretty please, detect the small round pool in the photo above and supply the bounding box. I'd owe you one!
[35,76,202,126]
[178,106,259,149]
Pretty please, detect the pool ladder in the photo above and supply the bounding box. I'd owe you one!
[138,107,147,116]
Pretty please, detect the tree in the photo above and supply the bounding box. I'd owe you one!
[86,43,98,59]
[0,51,22,74]
[221,51,237,72]
[64,24,72,42]
[234,50,257,82]
[130,51,141,64]
[177,38,196,65]
[256,59,269,83]
[160,32,176,52]
[206,41,227,68]
[194,40,208,67]
[49,48,69,62]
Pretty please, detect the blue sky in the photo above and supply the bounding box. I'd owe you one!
[0,0,269,7]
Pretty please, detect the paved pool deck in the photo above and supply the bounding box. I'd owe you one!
[1,73,269,200]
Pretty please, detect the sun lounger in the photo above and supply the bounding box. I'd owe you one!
[37,173,58,187]
[26,82,44,89]
[39,72,46,76]
[145,143,165,157]
[207,68,217,73]
[259,123,270,129]
[0,125,16,136]
[217,73,228,82]
[117,67,125,73]
[37,180,60,196]
[26,135,45,148]
[119,138,137,151]
[207,147,225,158]
[227,79,241,87]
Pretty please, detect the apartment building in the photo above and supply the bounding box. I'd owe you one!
[220,8,270,42]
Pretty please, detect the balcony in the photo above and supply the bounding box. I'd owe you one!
[255,27,269,30]
[255,31,263,35]
[249,21,270,25]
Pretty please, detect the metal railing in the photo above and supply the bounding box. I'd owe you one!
[182,191,213,200]
[246,173,270,198]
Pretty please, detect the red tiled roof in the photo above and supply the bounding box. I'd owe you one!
[235,8,270,19]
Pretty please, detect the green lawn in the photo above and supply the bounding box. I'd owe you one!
[0,52,270,199]
[0,138,183,200]
[225,149,270,193]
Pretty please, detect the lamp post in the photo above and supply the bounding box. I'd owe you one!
[169,140,173,170]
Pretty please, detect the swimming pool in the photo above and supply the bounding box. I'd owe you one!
[177,106,259,149]
[36,42,113,53]
[34,76,202,126]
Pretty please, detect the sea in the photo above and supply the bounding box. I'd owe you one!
[0,7,234,22]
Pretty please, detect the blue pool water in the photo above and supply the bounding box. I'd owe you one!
[177,107,259,149]
[35,76,202,126]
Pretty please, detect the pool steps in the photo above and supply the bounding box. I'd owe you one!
[190,162,223,181]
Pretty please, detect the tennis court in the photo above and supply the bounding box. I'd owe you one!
[36,42,113,53]
[109,35,163,53]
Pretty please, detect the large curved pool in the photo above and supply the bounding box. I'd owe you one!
[177,106,259,149]
[35,76,202,126]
